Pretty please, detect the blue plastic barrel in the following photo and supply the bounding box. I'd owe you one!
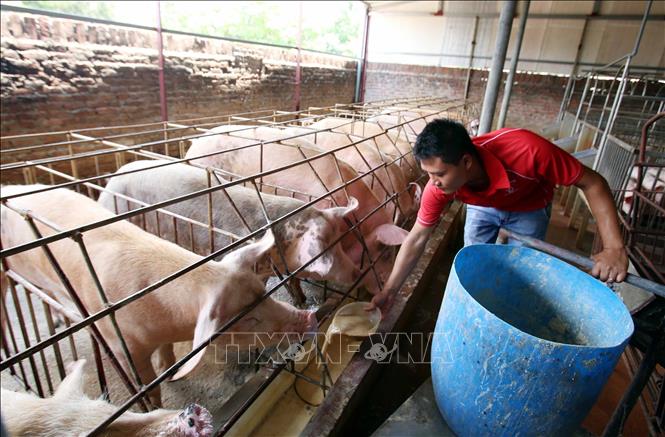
[431,244,634,436]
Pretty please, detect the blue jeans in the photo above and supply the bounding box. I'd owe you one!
[464,205,551,247]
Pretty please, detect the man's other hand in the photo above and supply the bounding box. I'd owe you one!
[365,289,395,317]
[591,246,628,283]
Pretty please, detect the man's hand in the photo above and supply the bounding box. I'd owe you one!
[365,289,395,316]
[575,167,628,284]
[591,247,628,283]
[364,222,434,318]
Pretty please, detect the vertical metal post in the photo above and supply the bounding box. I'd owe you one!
[464,16,480,100]
[559,78,577,124]
[559,77,575,122]
[594,68,622,146]
[354,3,370,102]
[602,338,661,437]
[573,75,592,132]
[497,0,530,128]
[583,75,599,123]
[156,1,168,122]
[478,0,516,135]
[293,1,303,112]
[358,6,371,103]
[558,10,592,121]
[598,0,652,151]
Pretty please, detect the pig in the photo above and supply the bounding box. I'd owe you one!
[0,185,317,406]
[98,159,363,304]
[219,125,419,225]
[622,166,665,215]
[367,112,429,142]
[307,117,421,183]
[185,129,409,295]
[369,111,479,139]
[1,359,213,437]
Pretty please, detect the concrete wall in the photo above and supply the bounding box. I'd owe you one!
[0,10,358,137]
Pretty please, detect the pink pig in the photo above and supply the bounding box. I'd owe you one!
[1,359,213,437]
[1,185,317,407]
[186,129,409,295]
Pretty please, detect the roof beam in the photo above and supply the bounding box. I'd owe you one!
[368,10,665,21]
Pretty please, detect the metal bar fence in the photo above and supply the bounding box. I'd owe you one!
[0,97,478,435]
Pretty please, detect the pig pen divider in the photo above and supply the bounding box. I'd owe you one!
[1,157,389,363]
[1,97,478,435]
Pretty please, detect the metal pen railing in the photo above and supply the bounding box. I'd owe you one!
[0,96,478,436]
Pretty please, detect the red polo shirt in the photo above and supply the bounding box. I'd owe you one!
[417,128,584,227]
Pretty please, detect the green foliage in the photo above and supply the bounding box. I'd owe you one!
[159,1,362,56]
[19,1,116,20]
[15,1,363,57]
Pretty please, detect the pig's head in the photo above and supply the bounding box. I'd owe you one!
[171,230,317,380]
[345,223,409,295]
[268,197,364,288]
[117,403,213,437]
[38,359,213,437]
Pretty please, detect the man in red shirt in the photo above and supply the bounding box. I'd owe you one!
[368,118,628,313]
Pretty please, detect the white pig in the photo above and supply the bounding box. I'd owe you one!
[622,166,665,215]
[185,131,409,295]
[217,125,419,224]
[98,160,363,303]
[0,185,317,406]
[1,359,213,437]
[308,117,421,183]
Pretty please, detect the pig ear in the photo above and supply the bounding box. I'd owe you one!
[324,196,359,219]
[223,230,275,270]
[54,359,87,399]
[374,224,409,246]
[297,227,334,277]
[409,182,422,205]
[306,252,334,278]
[171,304,220,381]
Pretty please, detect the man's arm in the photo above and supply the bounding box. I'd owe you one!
[367,221,435,314]
[574,166,628,282]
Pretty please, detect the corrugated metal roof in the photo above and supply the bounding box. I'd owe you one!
[364,1,664,75]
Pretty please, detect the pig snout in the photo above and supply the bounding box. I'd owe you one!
[177,403,213,437]
[300,310,318,343]
[283,310,318,343]
[304,310,318,334]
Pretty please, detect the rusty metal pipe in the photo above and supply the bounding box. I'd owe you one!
[499,229,665,298]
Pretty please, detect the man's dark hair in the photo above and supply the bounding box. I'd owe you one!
[413,118,478,165]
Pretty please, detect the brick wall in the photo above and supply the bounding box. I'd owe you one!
[365,62,570,131]
[0,10,358,138]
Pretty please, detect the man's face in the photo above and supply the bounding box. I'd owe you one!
[420,155,471,195]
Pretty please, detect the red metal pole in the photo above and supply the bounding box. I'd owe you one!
[293,2,303,112]
[359,8,371,103]
[156,1,168,122]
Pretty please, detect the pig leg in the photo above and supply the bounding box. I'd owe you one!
[133,351,162,408]
[287,278,307,307]
[154,343,176,376]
